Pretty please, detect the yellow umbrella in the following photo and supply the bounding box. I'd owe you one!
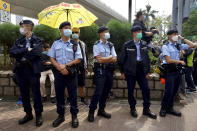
[38,2,98,28]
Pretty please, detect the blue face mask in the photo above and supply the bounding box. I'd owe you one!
[72,34,79,39]
[104,33,110,40]
[136,33,142,40]
[63,29,72,37]
[143,15,146,22]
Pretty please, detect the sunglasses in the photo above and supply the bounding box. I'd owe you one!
[72,32,79,34]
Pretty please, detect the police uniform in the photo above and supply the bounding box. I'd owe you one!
[118,26,157,119]
[160,29,189,117]
[88,26,117,122]
[10,20,43,126]
[48,35,82,122]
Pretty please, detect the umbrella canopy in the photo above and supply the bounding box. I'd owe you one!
[38,2,98,28]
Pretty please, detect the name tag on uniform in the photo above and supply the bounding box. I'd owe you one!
[18,44,24,48]
[33,43,36,47]
[126,48,135,51]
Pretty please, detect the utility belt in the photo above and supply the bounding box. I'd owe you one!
[159,64,185,75]
[93,62,115,72]
[15,60,33,72]
[137,61,143,66]
[53,65,77,78]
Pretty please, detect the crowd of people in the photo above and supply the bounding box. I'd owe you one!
[9,11,197,129]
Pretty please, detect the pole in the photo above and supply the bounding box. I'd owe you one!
[178,0,183,35]
[128,0,132,23]
[172,0,178,29]
[66,9,69,21]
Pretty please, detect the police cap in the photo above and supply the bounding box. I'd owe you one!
[59,21,71,29]
[131,25,142,32]
[98,26,108,33]
[19,20,34,26]
[167,29,178,35]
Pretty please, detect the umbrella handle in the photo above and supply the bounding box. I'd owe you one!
[66,9,69,21]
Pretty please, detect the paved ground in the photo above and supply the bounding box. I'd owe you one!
[1,93,197,131]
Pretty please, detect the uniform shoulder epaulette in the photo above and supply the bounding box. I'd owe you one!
[16,36,25,42]
[70,39,78,45]
[94,40,100,45]
[164,41,169,45]
[108,42,114,48]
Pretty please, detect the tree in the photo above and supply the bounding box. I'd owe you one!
[80,24,99,54]
[33,24,60,45]
[182,11,197,37]
[107,19,132,55]
[151,15,172,44]
[0,23,21,66]
[142,4,158,29]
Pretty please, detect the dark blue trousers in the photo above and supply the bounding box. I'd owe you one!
[54,70,78,116]
[16,67,43,115]
[125,66,151,109]
[89,69,113,111]
[161,71,180,108]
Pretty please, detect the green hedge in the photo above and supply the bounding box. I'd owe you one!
[0,19,158,71]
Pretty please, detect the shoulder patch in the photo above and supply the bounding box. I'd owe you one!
[108,42,114,48]
[94,40,100,45]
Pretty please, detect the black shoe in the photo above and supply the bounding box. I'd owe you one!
[143,108,157,119]
[71,115,79,128]
[130,108,138,118]
[97,109,111,119]
[160,108,167,117]
[50,97,56,103]
[18,113,33,125]
[81,98,89,106]
[88,111,95,122]
[42,97,47,103]
[166,108,182,117]
[190,88,197,92]
[52,115,65,127]
[36,114,43,127]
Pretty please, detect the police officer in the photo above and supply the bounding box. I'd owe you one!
[88,26,117,122]
[133,11,159,44]
[160,29,197,117]
[48,21,82,128]
[10,20,43,127]
[118,26,157,119]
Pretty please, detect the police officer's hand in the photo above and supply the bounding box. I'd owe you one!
[121,73,126,80]
[67,62,73,67]
[180,61,186,66]
[146,32,153,36]
[178,35,184,40]
[85,69,88,74]
[61,68,69,75]
[59,64,66,70]
[57,64,66,72]
[28,48,33,52]
[44,62,51,65]
[146,73,150,79]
